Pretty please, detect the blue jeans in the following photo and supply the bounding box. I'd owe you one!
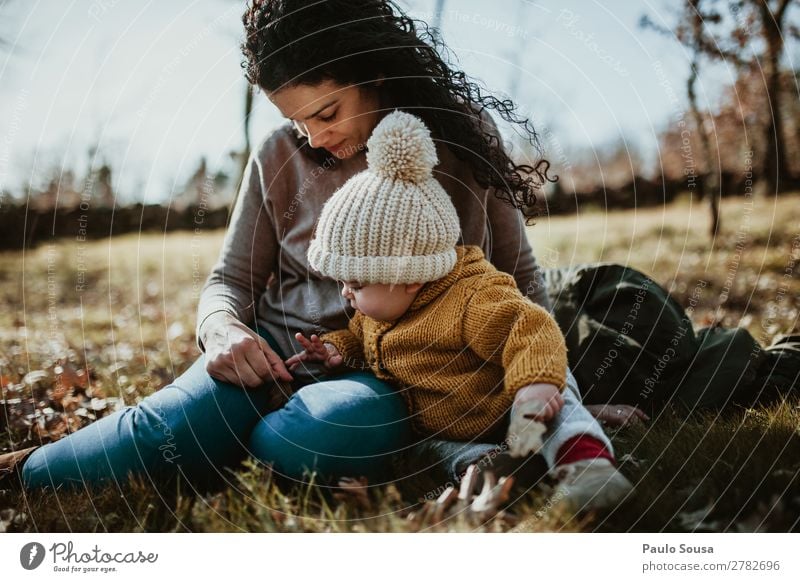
[22,325,413,491]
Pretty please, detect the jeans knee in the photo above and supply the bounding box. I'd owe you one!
[294,376,409,428]
[247,376,412,480]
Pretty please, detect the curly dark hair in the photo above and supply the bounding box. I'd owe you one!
[241,0,555,223]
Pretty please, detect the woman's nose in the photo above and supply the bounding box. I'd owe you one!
[305,121,326,148]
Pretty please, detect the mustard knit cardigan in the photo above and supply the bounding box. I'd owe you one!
[321,245,568,440]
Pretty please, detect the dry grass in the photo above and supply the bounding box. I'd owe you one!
[530,192,800,342]
[1,193,799,532]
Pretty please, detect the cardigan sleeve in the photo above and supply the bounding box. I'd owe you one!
[461,274,567,395]
[320,313,368,370]
[477,109,553,312]
[485,193,552,312]
[195,145,278,352]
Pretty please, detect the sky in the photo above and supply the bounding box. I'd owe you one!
[0,0,781,204]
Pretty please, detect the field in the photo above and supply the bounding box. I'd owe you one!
[1,193,799,532]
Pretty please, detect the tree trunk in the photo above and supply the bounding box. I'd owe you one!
[756,0,791,194]
[238,83,254,192]
[432,0,446,32]
[687,61,721,238]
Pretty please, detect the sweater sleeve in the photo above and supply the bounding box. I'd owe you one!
[478,109,553,312]
[195,148,278,352]
[461,274,567,395]
[485,194,552,312]
[320,313,368,370]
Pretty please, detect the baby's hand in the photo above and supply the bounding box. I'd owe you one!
[285,333,344,372]
[514,383,564,421]
[506,383,564,458]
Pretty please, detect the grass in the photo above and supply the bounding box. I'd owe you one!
[1,193,799,532]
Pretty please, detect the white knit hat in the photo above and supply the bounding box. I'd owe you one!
[307,110,461,285]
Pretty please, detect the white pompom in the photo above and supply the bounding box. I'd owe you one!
[366,110,438,183]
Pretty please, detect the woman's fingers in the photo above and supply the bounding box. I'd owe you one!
[216,342,263,388]
[620,407,648,426]
[261,344,293,382]
[587,404,650,427]
[228,354,264,389]
[243,343,273,379]
[203,322,294,388]
[238,337,294,384]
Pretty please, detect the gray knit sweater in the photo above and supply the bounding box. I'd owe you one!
[195,121,551,384]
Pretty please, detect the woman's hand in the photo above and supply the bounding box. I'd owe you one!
[507,383,564,458]
[284,333,344,372]
[585,404,650,428]
[201,313,293,389]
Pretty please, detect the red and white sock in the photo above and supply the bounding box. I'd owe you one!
[555,434,616,467]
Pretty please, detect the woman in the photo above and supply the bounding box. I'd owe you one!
[2,0,634,508]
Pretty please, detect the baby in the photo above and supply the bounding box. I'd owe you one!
[287,110,631,507]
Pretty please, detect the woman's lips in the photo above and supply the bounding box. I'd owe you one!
[326,140,345,152]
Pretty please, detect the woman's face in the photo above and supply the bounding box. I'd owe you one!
[268,79,383,159]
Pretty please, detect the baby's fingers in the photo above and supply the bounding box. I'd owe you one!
[284,351,307,366]
[308,334,329,355]
[534,403,553,421]
[284,354,306,372]
[538,394,563,419]
[294,332,314,350]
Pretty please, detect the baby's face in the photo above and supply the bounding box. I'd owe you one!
[340,281,423,322]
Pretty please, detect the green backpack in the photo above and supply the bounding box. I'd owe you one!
[542,263,800,415]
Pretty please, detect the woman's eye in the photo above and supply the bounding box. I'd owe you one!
[319,110,337,122]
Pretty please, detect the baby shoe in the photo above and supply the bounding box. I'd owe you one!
[549,457,633,511]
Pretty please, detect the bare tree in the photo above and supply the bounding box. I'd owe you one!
[431,0,446,33]
[239,83,253,190]
[506,0,528,99]
[0,0,13,52]
[750,0,795,195]
[224,0,255,199]
[642,1,722,238]
[653,0,797,196]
